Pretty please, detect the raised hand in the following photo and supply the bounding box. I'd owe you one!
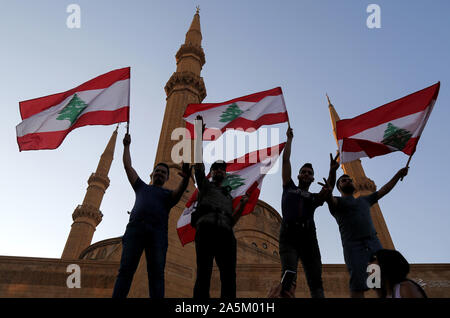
[195,115,206,134]
[318,178,332,200]
[286,127,293,140]
[330,151,340,171]
[398,166,409,180]
[123,133,131,147]
[240,193,250,205]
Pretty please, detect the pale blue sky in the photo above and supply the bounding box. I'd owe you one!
[1,0,449,264]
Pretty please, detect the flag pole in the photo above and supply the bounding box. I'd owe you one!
[280,90,291,128]
[127,67,131,134]
[401,154,414,181]
[405,154,413,168]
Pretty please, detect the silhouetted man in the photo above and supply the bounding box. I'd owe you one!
[192,116,249,298]
[112,133,191,298]
[279,126,338,298]
[323,167,408,298]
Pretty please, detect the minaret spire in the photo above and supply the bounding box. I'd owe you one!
[155,10,207,166]
[327,97,395,249]
[327,94,341,141]
[185,8,202,47]
[61,128,119,259]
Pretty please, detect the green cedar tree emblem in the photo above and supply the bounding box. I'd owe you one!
[222,174,246,191]
[56,93,88,124]
[381,123,412,150]
[219,103,244,123]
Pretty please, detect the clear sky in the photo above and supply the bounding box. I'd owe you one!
[1,0,449,264]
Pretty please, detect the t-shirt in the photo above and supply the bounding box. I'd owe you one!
[330,192,379,243]
[194,164,234,230]
[196,178,234,230]
[128,177,173,231]
[281,179,323,223]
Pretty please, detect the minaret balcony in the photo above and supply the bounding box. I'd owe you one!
[72,204,103,225]
[176,44,205,66]
[164,71,206,100]
[87,173,110,189]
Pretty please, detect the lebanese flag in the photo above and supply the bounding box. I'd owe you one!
[183,87,288,140]
[176,142,286,246]
[16,67,130,151]
[337,82,440,163]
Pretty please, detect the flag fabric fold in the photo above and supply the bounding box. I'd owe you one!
[336,82,440,163]
[176,142,286,246]
[16,67,130,151]
[183,87,288,140]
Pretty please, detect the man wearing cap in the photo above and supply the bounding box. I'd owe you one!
[192,116,249,299]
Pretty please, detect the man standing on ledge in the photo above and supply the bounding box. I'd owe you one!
[192,115,249,299]
[279,126,339,298]
[112,133,191,298]
[323,167,409,298]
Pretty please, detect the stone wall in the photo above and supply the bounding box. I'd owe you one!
[1,255,449,298]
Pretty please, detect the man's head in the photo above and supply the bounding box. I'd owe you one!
[297,163,314,188]
[336,174,355,195]
[210,160,227,183]
[151,162,170,186]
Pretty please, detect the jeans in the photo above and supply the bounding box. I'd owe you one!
[279,221,324,298]
[193,224,237,299]
[343,236,383,292]
[112,220,168,298]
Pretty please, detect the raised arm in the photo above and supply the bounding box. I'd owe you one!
[282,127,293,186]
[194,114,206,189]
[232,194,249,225]
[326,152,340,190]
[317,152,340,208]
[123,133,138,186]
[170,162,192,207]
[194,162,206,190]
[377,167,409,200]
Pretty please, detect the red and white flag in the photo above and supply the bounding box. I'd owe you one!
[336,82,440,163]
[183,87,288,140]
[176,142,286,246]
[16,67,130,151]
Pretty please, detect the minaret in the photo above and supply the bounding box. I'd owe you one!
[154,7,206,166]
[61,126,119,259]
[327,96,395,249]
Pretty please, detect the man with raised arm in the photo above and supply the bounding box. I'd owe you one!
[112,133,191,298]
[279,126,339,298]
[321,167,409,298]
[192,115,249,299]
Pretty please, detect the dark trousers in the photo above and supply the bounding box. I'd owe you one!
[112,221,168,298]
[343,236,383,292]
[279,221,324,298]
[193,224,237,299]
